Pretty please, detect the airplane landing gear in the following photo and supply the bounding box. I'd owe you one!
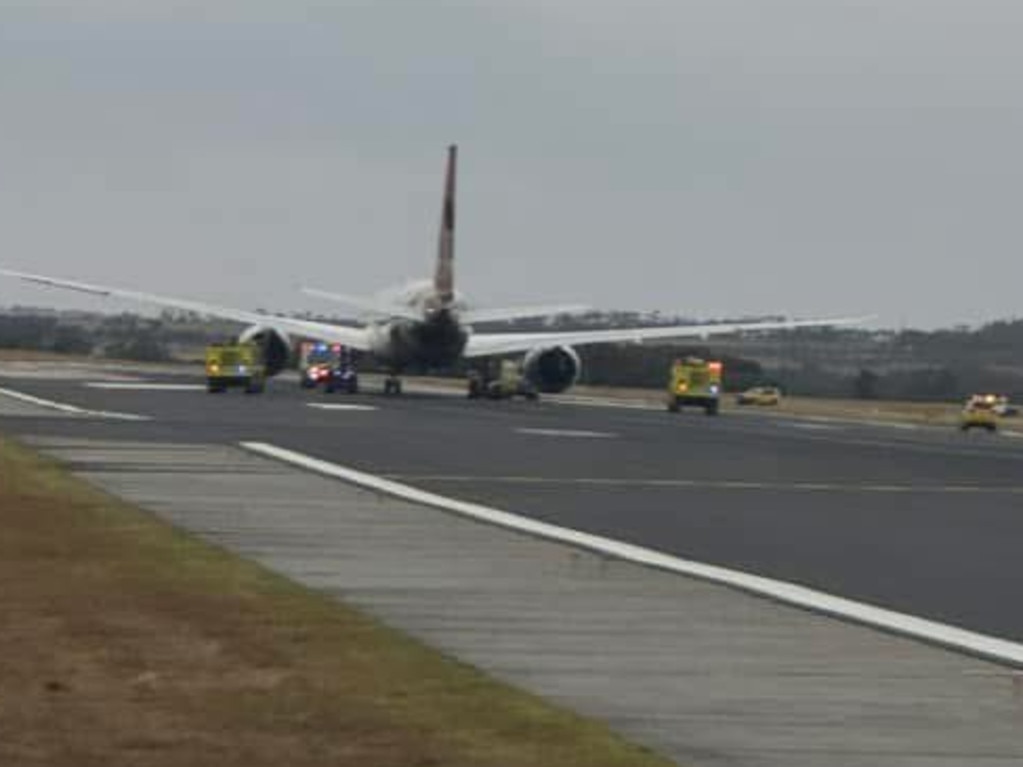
[383,375,403,395]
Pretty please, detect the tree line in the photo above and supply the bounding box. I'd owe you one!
[2,309,1021,402]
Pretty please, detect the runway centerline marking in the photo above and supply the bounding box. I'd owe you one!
[514,428,617,439]
[786,422,839,431]
[0,386,151,421]
[85,382,205,391]
[374,474,1023,495]
[307,403,378,412]
[240,441,1023,668]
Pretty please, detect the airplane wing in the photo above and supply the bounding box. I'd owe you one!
[461,304,590,325]
[0,267,373,350]
[301,287,423,321]
[464,316,871,358]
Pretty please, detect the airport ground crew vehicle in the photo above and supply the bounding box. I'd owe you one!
[299,342,360,393]
[666,357,722,415]
[960,394,1000,432]
[467,359,539,401]
[299,342,341,388]
[324,362,359,394]
[736,385,782,406]
[205,341,266,394]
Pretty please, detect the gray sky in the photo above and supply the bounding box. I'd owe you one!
[1,1,1022,329]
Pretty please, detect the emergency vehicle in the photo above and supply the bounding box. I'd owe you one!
[666,357,722,415]
[205,341,266,394]
[736,386,782,406]
[960,394,1000,432]
[298,342,359,392]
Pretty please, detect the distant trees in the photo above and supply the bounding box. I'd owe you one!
[0,315,95,355]
[853,369,881,400]
[100,315,170,362]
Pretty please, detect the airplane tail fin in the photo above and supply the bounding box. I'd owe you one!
[434,144,456,305]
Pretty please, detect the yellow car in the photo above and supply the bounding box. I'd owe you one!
[736,386,781,406]
[960,394,999,432]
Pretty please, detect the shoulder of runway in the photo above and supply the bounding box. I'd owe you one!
[22,434,1023,767]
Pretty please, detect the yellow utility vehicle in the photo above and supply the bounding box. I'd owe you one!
[468,359,539,401]
[960,394,999,432]
[736,386,782,406]
[666,357,722,415]
[205,341,266,394]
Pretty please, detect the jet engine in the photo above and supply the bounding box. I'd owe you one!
[522,346,580,394]
[238,326,291,376]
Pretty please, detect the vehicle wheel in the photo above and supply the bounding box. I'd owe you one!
[667,399,680,413]
[987,423,997,433]
[207,379,225,394]
[705,400,720,416]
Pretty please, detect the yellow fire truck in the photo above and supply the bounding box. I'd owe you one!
[666,357,722,415]
[205,341,266,394]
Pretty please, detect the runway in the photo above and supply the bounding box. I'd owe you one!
[3,362,1023,646]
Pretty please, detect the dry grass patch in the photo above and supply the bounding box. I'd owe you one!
[0,437,676,767]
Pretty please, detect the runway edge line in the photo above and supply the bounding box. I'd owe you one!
[0,385,150,421]
[241,440,1023,669]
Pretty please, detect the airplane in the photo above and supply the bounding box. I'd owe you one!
[0,145,868,395]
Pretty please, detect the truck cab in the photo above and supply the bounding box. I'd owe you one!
[666,357,722,415]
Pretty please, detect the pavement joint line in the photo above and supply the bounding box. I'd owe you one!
[84,382,204,391]
[514,428,617,439]
[0,385,150,421]
[376,474,1023,494]
[306,403,379,412]
[786,422,839,431]
[241,440,1023,669]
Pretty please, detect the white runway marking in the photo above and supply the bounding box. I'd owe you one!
[515,427,616,439]
[550,395,657,411]
[876,421,923,431]
[85,382,204,391]
[786,422,839,431]
[306,403,378,412]
[0,386,150,421]
[241,440,1023,669]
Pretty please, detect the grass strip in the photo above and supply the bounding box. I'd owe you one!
[0,436,677,767]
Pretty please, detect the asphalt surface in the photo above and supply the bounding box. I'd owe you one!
[4,364,1023,643]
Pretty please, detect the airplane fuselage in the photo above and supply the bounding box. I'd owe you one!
[368,308,469,371]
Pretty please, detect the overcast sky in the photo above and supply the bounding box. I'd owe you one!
[1,1,1021,329]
